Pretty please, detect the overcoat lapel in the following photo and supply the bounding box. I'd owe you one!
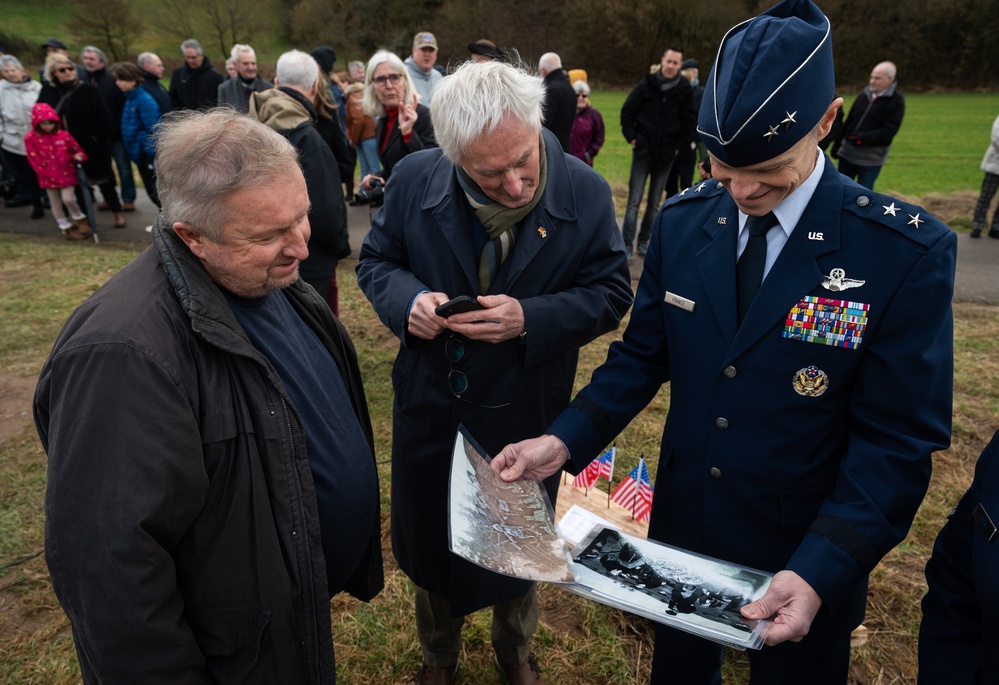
[491,210,559,294]
[430,189,481,294]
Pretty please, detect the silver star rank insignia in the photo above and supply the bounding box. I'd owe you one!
[764,125,779,142]
[679,187,688,196]
[781,111,797,129]
[695,183,707,192]
[908,213,924,229]
[883,202,899,217]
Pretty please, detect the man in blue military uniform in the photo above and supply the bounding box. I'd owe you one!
[491,0,956,682]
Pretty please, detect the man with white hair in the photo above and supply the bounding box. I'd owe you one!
[357,60,632,685]
[218,43,272,113]
[249,50,346,305]
[537,52,575,152]
[36,108,382,684]
[832,60,905,190]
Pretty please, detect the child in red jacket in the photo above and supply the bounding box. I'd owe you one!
[24,103,91,240]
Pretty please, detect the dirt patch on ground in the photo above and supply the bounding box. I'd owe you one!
[0,374,37,443]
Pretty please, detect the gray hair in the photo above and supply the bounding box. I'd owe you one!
[362,50,417,118]
[137,52,156,69]
[572,80,590,96]
[81,46,107,66]
[348,60,365,73]
[181,39,203,55]
[875,61,897,80]
[231,43,256,61]
[538,52,561,73]
[275,50,318,89]
[0,55,24,71]
[430,60,544,164]
[155,109,300,242]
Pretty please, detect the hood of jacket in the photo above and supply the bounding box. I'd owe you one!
[31,102,60,127]
[249,87,312,132]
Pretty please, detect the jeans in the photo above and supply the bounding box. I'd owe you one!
[111,140,136,203]
[837,158,881,190]
[972,171,999,232]
[622,150,675,250]
[356,137,381,180]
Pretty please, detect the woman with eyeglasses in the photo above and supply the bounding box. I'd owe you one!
[569,80,604,167]
[37,52,127,229]
[358,50,436,193]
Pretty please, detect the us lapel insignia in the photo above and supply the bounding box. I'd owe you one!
[793,365,829,398]
[717,217,727,224]
[537,227,547,238]
[821,268,865,292]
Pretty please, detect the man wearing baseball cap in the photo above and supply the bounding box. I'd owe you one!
[492,0,956,681]
[405,31,443,105]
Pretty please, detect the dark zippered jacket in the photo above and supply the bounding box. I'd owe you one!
[35,219,382,684]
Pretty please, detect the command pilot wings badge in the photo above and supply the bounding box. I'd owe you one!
[821,268,865,292]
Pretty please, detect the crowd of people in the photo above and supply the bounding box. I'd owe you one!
[9,1,999,683]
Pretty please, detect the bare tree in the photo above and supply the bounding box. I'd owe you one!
[139,0,274,61]
[65,0,143,62]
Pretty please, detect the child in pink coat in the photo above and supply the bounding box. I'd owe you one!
[24,103,91,240]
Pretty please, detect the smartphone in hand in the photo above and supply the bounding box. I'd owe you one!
[435,295,484,318]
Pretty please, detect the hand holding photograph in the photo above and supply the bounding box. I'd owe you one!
[447,427,773,650]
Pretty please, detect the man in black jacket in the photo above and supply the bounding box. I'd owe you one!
[137,51,172,115]
[538,52,575,153]
[35,109,382,685]
[832,61,905,190]
[249,50,347,304]
[619,46,695,258]
[168,38,224,111]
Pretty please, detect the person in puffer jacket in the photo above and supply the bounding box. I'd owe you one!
[23,103,90,239]
[111,61,162,207]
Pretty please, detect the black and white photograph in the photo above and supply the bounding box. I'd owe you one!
[448,426,575,583]
[569,527,773,651]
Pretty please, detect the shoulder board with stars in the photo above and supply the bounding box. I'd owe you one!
[663,180,726,208]
[841,188,950,247]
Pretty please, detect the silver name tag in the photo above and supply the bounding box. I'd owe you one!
[664,291,695,313]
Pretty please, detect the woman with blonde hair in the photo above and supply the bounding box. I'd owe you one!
[359,50,436,191]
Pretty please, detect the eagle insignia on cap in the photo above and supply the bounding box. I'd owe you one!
[781,111,797,128]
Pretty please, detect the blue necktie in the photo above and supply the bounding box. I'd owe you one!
[737,212,777,324]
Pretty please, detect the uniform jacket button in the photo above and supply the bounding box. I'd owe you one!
[715,417,729,429]
[709,467,723,479]
[723,365,737,379]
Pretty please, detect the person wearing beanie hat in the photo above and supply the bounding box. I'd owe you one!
[405,31,442,105]
[491,0,956,682]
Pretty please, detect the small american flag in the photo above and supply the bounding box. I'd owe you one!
[610,458,653,522]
